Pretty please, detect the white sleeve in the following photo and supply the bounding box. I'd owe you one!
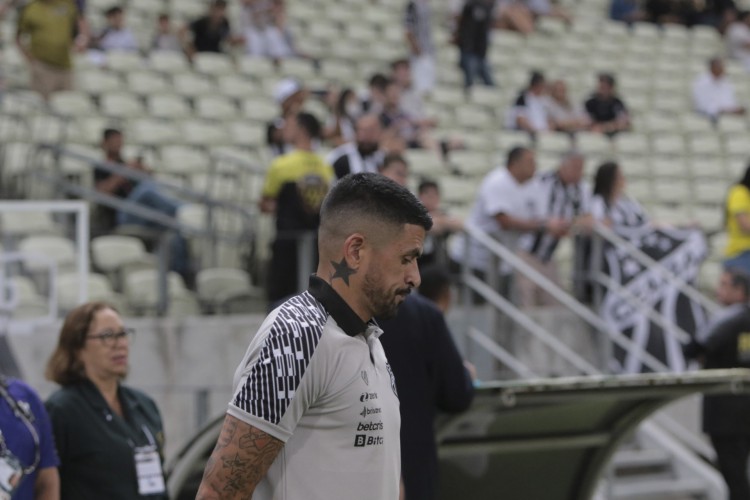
[590,195,607,221]
[482,175,520,218]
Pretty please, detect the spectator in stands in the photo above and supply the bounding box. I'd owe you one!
[405,0,436,94]
[362,72,389,115]
[494,0,535,35]
[323,88,360,146]
[516,151,592,308]
[590,161,649,234]
[507,71,552,134]
[240,0,272,56]
[727,11,750,71]
[266,78,308,157]
[378,280,474,500]
[327,113,385,179]
[0,374,59,500]
[45,302,167,500]
[683,268,750,500]
[380,78,438,151]
[379,153,410,187]
[609,0,645,23]
[584,73,631,135]
[547,79,590,134]
[450,146,568,280]
[418,179,463,268]
[181,0,240,58]
[723,164,750,274]
[16,0,81,100]
[95,128,190,280]
[692,57,746,122]
[391,59,432,123]
[151,13,182,52]
[94,6,138,52]
[260,0,309,61]
[455,0,495,89]
[260,112,333,304]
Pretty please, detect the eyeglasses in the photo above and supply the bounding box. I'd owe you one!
[86,328,135,347]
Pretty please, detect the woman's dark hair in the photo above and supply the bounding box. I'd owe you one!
[45,301,117,386]
[335,88,355,117]
[593,161,620,204]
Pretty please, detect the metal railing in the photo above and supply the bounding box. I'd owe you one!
[27,144,260,315]
[456,222,721,487]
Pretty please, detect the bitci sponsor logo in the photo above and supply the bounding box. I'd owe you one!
[354,434,384,447]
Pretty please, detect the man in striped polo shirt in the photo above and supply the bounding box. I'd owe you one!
[197,173,432,500]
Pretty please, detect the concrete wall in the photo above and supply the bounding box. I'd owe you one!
[6,314,266,460]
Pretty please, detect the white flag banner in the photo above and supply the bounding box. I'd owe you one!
[599,227,709,373]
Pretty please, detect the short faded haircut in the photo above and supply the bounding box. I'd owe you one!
[319,173,432,247]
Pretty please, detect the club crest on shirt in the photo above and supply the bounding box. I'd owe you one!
[361,370,369,386]
[385,363,397,398]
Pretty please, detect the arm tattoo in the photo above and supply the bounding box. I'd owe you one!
[196,415,284,499]
[330,257,357,286]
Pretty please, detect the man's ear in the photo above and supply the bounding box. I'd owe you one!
[342,233,366,268]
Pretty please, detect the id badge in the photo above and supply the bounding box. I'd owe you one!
[133,445,165,496]
[0,448,23,500]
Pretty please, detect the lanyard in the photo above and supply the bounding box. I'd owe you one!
[0,378,40,475]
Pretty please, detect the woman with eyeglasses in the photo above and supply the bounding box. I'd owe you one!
[0,374,59,500]
[44,302,167,499]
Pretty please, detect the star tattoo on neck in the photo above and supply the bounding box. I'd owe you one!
[330,258,356,286]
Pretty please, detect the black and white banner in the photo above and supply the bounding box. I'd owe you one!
[599,227,709,373]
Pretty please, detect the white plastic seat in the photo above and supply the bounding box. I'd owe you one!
[1,212,61,238]
[76,69,123,94]
[124,269,190,311]
[195,95,239,120]
[107,51,145,73]
[536,132,574,155]
[227,121,266,148]
[403,149,445,177]
[172,73,215,97]
[576,132,613,156]
[449,150,493,177]
[651,157,690,178]
[193,52,235,75]
[159,145,210,175]
[238,57,276,80]
[217,74,253,99]
[91,235,149,273]
[180,120,230,147]
[439,176,479,205]
[18,235,76,273]
[49,91,97,116]
[56,272,118,311]
[653,134,687,157]
[127,71,172,95]
[688,135,724,158]
[196,267,252,305]
[100,92,146,119]
[454,105,495,130]
[149,51,190,73]
[147,94,193,119]
[130,118,182,146]
[241,97,279,123]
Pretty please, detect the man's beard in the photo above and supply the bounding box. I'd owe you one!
[358,142,379,157]
[363,270,411,320]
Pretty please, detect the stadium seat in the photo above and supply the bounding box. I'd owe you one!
[130,118,182,146]
[195,95,240,120]
[76,69,123,95]
[172,73,216,97]
[55,272,120,311]
[18,235,76,273]
[0,212,61,239]
[159,145,211,176]
[180,120,230,147]
[449,150,493,177]
[123,269,192,314]
[50,91,97,116]
[149,51,190,74]
[193,52,235,76]
[196,267,253,310]
[100,92,147,119]
[147,94,192,120]
[107,51,146,73]
[127,71,172,95]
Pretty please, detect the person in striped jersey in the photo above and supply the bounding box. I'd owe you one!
[516,151,593,308]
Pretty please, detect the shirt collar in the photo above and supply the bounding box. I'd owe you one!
[308,275,377,337]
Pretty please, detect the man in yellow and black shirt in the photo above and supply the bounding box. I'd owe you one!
[260,112,333,304]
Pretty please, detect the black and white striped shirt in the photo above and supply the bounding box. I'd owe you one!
[519,171,591,262]
[228,276,401,500]
[405,0,435,55]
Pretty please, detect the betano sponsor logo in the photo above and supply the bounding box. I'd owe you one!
[359,406,382,418]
